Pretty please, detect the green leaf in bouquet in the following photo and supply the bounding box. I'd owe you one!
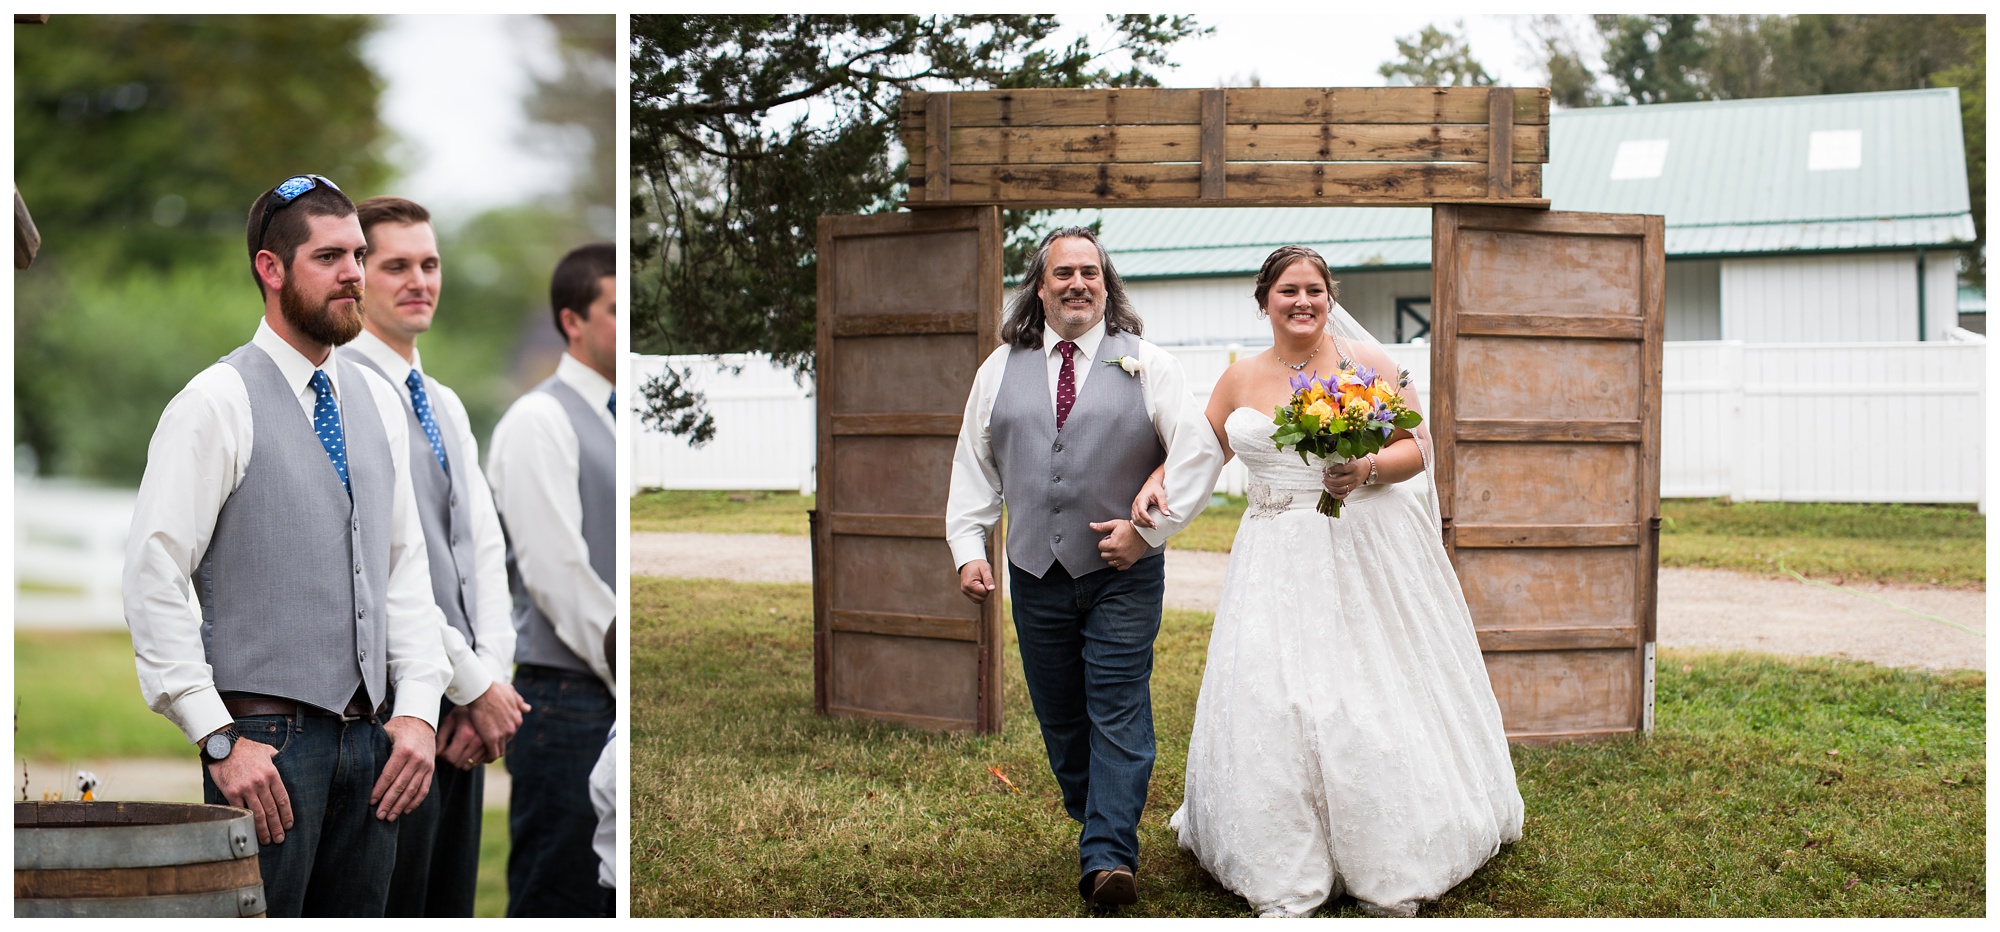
[1394,411,1423,429]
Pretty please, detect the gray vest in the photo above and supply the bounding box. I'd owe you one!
[507,375,615,675]
[346,352,481,647]
[196,345,393,714]
[990,329,1166,578]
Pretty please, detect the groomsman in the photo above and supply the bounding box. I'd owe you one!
[946,228,1220,906]
[122,174,450,916]
[487,242,618,917]
[342,195,532,916]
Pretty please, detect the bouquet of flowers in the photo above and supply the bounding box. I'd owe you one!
[1269,361,1422,517]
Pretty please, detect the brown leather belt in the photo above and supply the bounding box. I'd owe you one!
[222,692,383,721]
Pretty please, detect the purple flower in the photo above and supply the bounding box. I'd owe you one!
[1289,371,1312,394]
[1354,363,1379,386]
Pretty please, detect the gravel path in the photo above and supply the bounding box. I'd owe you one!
[637,532,1986,672]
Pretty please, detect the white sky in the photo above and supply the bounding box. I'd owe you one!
[362,14,575,223]
[1149,13,1585,89]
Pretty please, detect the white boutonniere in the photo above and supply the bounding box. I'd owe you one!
[1103,355,1143,376]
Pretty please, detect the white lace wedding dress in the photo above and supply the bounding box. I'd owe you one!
[1169,407,1524,917]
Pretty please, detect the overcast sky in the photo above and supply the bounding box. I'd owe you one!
[1150,13,1579,89]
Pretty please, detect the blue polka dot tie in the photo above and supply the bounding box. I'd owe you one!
[310,369,349,495]
[607,390,616,421]
[405,370,450,476]
[1055,340,1078,431]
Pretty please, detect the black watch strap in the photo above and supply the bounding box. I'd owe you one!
[200,725,239,764]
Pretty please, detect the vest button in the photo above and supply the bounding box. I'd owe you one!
[450,535,459,547]
[1053,442,1063,452]
[1052,506,1061,514]
[357,608,366,619]
[1051,476,1061,483]
[354,563,361,575]
[359,650,367,662]
[351,519,359,532]
[1053,534,1062,543]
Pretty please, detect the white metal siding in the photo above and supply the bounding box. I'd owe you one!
[1665,260,1721,341]
[1921,250,1962,342]
[1721,253,1916,342]
[631,354,817,494]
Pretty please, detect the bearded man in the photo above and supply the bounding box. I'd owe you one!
[122,174,452,917]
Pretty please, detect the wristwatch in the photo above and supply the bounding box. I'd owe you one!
[200,726,239,764]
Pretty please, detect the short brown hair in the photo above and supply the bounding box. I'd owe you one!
[1253,245,1340,310]
[355,195,431,244]
[245,179,356,295]
[551,242,616,340]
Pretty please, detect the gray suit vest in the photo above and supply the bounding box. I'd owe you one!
[345,352,481,647]
[990,329,1166,578]
[507,375,615,675]
[197,345,393,714]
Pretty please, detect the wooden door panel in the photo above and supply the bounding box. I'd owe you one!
[832,231,983,314]
[831,437,957,515]
[828,632,981,726]
[815,207,1005,734]
[1456,229,1645,315]
[1434,204,1664,744]
[1483,650,1640,742]
[1456,338,1644,421]
[1452,444,1640,525]
[1457,549,1639,627]
[825,335,983,415]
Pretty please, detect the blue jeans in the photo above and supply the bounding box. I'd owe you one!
[202,708,397,918]
[507,664,615,917]
[1008,553,1165,886]
[386,696,483,916]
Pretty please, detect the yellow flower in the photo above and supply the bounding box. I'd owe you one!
[1304,398,1335,422]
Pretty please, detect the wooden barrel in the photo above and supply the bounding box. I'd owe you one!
[15,801,266,917]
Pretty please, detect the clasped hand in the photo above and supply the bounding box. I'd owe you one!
[1321,456,1370,499]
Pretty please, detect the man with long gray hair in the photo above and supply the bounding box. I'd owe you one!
[945,227,1221,906]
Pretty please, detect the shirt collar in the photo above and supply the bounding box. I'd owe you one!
[1042,316,1107,363]
[344,328,422,389]
[252,318,340,398]
[555,350,613,412]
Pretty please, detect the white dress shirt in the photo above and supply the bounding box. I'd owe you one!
[486,351,616,686]
[945,317,1225,569]
[344,329,517,706]
[123,319,452,744]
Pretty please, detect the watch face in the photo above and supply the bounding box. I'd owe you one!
[205,733,231,761]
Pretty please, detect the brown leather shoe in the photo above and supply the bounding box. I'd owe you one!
[1083,865,1138,906]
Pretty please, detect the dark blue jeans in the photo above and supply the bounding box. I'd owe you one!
[202,708,396,918]
[386,696,483,916]
[1008,553,1165,886]
[506,664,615,917]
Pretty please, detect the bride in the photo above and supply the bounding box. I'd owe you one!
[1133,245,1522,917]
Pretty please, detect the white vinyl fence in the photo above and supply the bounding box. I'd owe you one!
[638,340,1985,510]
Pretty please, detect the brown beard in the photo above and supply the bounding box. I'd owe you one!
[280,275,365,346]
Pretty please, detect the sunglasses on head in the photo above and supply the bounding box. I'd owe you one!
[255,174,342,251]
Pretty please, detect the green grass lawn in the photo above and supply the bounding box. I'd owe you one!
[630,576,1985,918]
[15,630,516,916]
[631,490,1983,588]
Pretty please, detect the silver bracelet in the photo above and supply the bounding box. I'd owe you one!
[1363,453,1379,486]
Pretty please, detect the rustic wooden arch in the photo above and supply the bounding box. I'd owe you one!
[814,86,1662,744]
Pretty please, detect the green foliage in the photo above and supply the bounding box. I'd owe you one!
[629,14,1205,439]
[1377,22,1495,88]
[13,15,390,270]
[1929,26,1986,286]
[1594,14,1709,105]
[1658,500,1984,588]
[630,576,1985,917]
[16,630,193,759]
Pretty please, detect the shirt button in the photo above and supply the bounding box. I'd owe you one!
[449,494,458,507]
[354,563,361,575]
[357,608,366,619]
[450,535,459,546]
[351,519,359,532]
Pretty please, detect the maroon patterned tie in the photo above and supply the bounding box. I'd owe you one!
[1055,340,1078,431]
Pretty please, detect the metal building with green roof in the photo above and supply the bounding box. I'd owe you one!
[1070,87,1978,345]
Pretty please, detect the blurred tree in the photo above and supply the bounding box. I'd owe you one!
[525,14,617,222]
[1522,14,1604,109]
[1377,22,1495,88]
[1929,25,1984,285]
[12,15,389,268]
[13,15,391,483]
[1594,14,1708,105]
[630,13,1204,440]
